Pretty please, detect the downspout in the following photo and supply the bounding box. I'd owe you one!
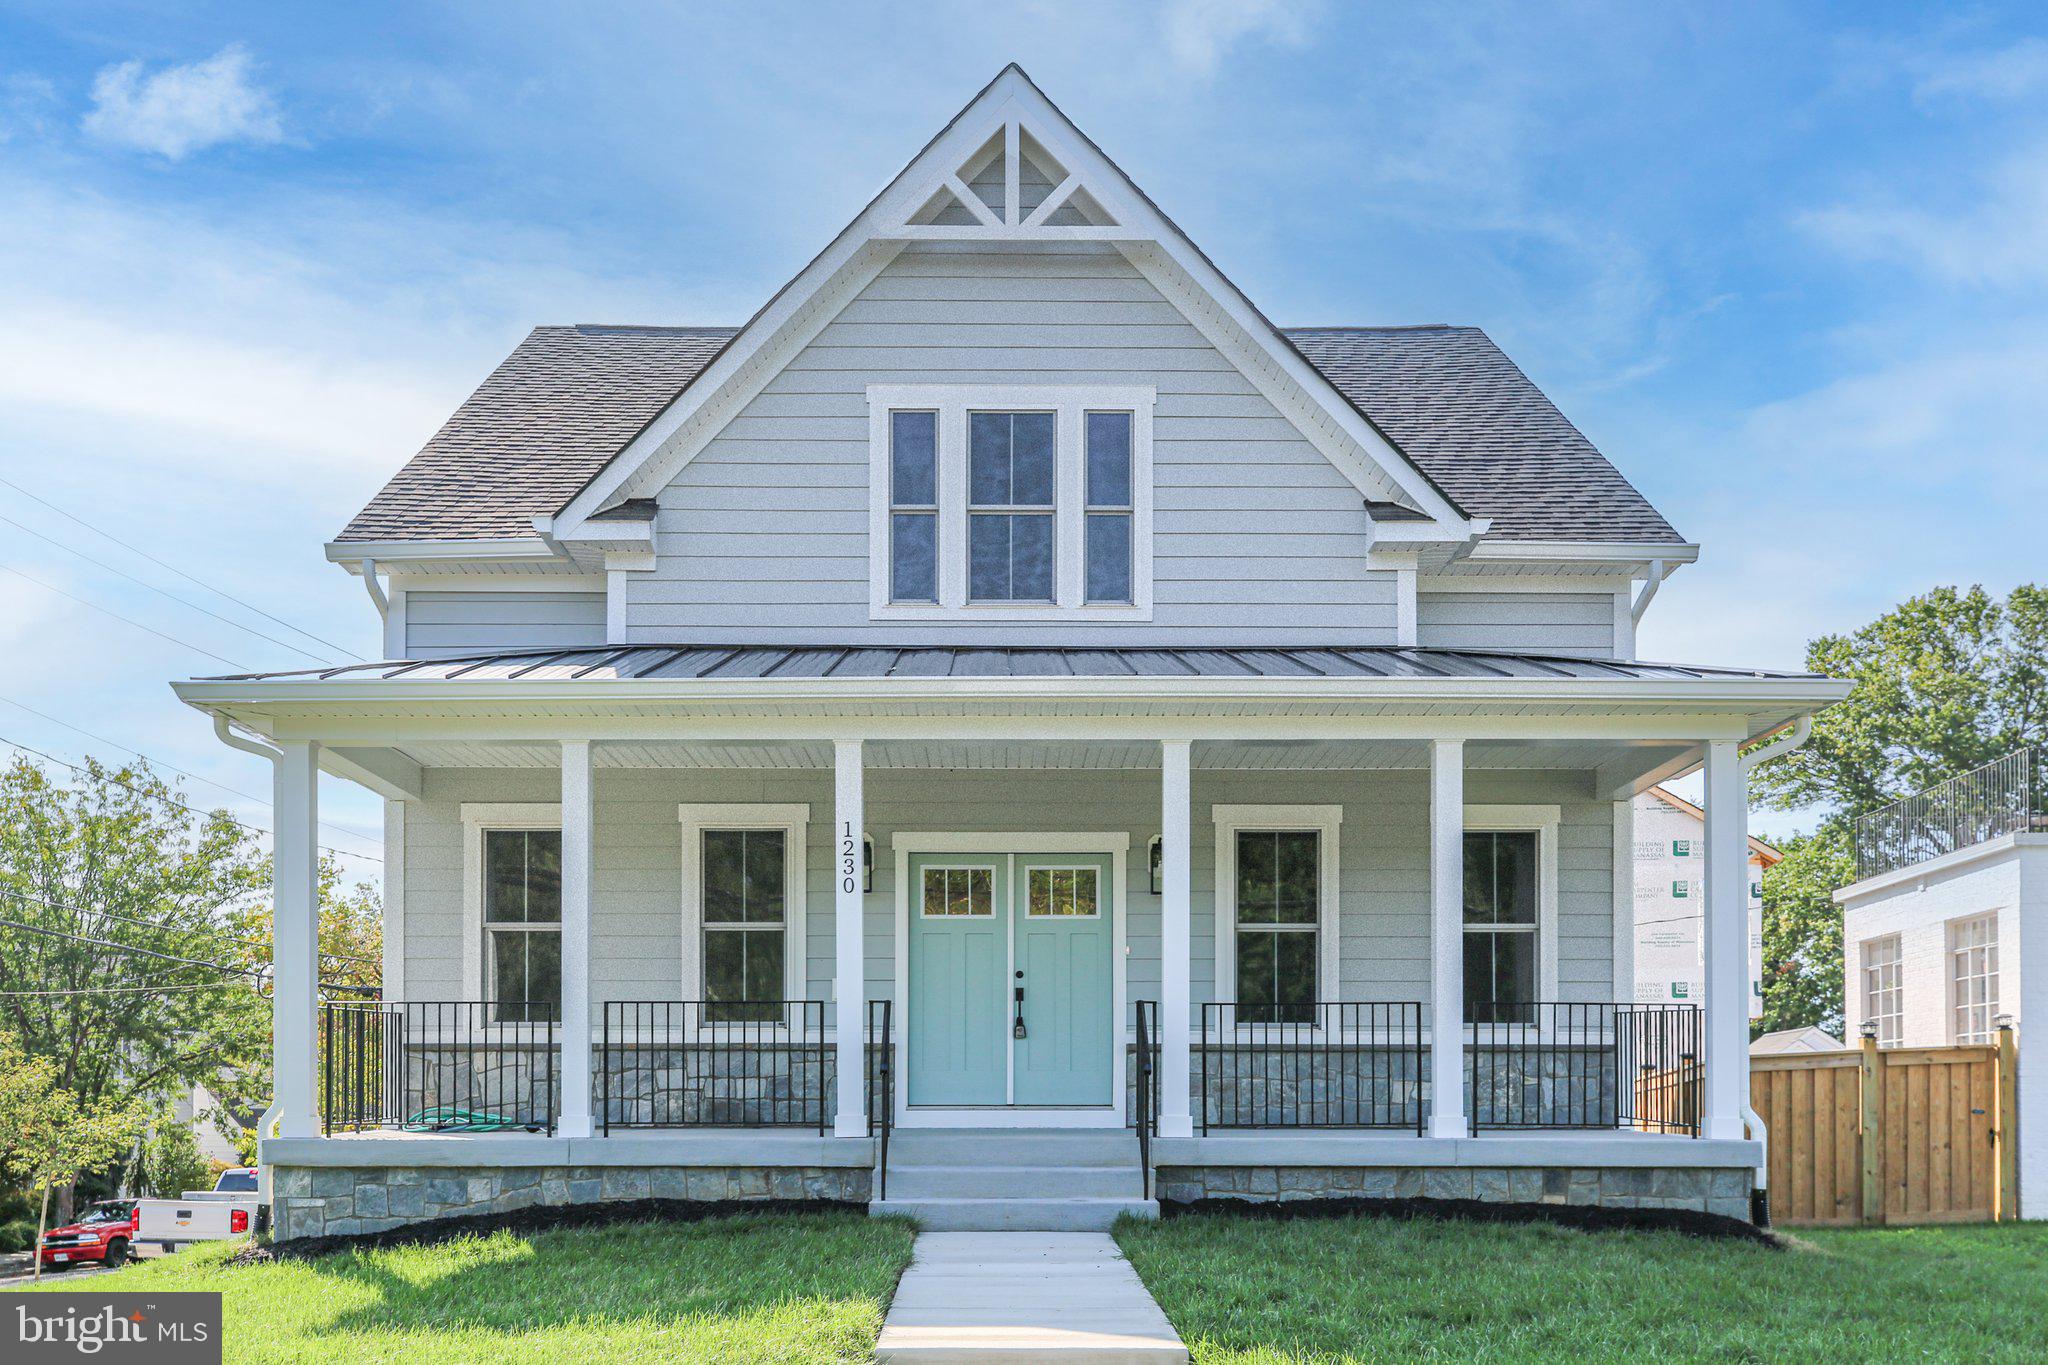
[1630,558,1670,626]
[1730,714,1815,1220]
[213,715,286,1203]
[359,558,389,620]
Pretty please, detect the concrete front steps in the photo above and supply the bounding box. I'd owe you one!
[872,1128,1158,1232]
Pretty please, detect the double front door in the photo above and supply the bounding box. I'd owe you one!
[906,852,1114,1108]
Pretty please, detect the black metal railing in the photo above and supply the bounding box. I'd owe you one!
[867,999,894,1200]
[1198,1002,1425,1133]
[1467,1000,1701,1135]
[319,1000,558,1134]
[1853,749,2046,879]
[1133,1000,1160,1197]
[600,1000,828,1133]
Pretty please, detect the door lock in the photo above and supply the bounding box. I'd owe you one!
[1013,972,1026,1039]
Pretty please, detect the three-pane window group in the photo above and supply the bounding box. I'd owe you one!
[889,408,1134,605]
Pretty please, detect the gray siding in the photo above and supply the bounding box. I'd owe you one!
[624,247,1398,646]
[403,590,606,658]
[1416,591,1617,658]
[400,767,1616,1028]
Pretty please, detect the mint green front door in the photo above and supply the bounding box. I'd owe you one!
[906,852,1115,1108]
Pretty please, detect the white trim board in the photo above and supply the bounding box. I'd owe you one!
[888,830,1131,1128]
[677,802,811,1006]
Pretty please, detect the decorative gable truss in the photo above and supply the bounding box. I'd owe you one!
[544,67,1486,579]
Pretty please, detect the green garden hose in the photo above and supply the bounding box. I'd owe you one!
[401,1106,533,1133]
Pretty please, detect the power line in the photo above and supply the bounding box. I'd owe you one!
[0,694,384,857]
[0,513,334,665]
[0,909,376,996]
[0,735,382,866]
[0,981,257,999]
[0,560,249,671]
[76,898,379,968]
[0,473,363,661]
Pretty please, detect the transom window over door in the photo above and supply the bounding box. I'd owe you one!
[483,829,561,1024]
[866,385,1154,619]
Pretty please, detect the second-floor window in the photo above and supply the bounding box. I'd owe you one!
[867,385,1155,619]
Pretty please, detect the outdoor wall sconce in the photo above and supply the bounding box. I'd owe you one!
[864,835,874,893]
[1148,836,1163,895]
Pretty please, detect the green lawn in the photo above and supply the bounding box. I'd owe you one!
[1116,1214,2048,1362]
[16,1213,915,1365]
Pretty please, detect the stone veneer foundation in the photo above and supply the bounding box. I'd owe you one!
[1156,1164,1753,1221]
[271,1164,870,1242]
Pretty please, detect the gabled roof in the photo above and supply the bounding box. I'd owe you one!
[337,322,1682,545]
[1644,783,1784,865]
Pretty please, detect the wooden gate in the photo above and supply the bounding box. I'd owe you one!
[1751,1029,2018,1226]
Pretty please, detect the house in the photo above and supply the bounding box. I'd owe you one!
[1749,1026,1840,1056]
[172,67,1846,1236]
[1835,749,2043,1212]
[1631,785,1777,1013]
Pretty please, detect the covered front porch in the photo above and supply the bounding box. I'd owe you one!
[174,644,1839,1225]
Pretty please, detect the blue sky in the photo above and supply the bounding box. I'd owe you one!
[1,0,2044,873]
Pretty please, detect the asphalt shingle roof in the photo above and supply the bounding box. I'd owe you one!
[337,322,1683,545]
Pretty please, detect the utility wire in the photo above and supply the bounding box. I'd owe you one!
[73,897,378,968]
[0,981,263,999]
[0,560,248,671]
[0,473,363,661]
[0,913,376,996]
[0,694,383,857]
[0,735,383,866]
[0,513,333,665]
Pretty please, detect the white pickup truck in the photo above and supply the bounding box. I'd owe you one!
[135,1168,265,1249]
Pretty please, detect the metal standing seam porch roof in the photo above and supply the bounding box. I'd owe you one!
[194,643,1827,686]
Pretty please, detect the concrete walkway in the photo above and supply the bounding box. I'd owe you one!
[876,1231,1187,1363]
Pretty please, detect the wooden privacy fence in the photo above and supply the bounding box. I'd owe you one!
[1749,1028,2018,1226]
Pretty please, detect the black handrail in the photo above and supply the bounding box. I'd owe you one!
[600,1000,828,1133]
[868,999,894,1201]
[1466,1000,1702,1135]
[1198,1001,1424,1133]
[1133,1000,1159,1198]
[319,1000,557,1134]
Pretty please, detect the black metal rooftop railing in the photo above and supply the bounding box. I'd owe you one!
[1852,750,2047,880]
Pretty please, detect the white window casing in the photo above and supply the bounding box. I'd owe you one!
[1948,913,1999,1045]
[866,383,1155,621]
[1211,803,1342,1029]
[459,802,562,1003]
[1463,804,1563,1013]
[678,803,810,1008]
[1863,934,1903,1047]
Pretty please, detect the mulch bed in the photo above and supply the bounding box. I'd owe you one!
[229,1198,867,1264]
[1159,1194,1785,1246]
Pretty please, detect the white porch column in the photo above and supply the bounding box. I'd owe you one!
[272,740,321,1138]
[557,740,595,1139]
[1702,738,1749,1140]
[833,739,868,1137]
[1428,739,1467,1138]
[1158,739,1194,1138]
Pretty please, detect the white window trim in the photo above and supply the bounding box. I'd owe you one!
[1211,804,1343,1028]
[1463,804,1562,1016]
[1947,912,2000,1046]
[678,803,810,1007]
[460,803,562,1003]
[1863,933,1903,1047]
[866,383,1156,621]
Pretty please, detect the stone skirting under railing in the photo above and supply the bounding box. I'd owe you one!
[270,1163,871,1242]
[1155,1164,1753,1220]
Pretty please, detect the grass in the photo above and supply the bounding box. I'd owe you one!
[1115,1213,2048,1362]
[16,1213,916,1364]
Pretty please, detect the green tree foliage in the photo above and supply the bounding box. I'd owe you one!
[133,1108,213,1199]
[0,1034,147,1279]
[1745,584,2048,1033]
[1754,828,1854,1036]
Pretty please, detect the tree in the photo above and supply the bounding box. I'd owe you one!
[132,1107,213,1200]
[0,1034,147,1280]
[1743,583,2048,1032]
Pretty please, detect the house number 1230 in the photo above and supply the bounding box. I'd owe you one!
[841,823,858,893]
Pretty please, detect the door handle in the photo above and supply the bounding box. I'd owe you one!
[1013,974,1026,1040]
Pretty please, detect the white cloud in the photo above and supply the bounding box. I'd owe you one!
[1914,36,2048,102]
[1797,140,2048,289]
[0,73,58,143]
[82,44,284,159]
[1159,0,1319,77]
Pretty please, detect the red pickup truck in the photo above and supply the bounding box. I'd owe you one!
[37,1199,138,1271]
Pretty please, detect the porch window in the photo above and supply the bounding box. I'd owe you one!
[483,829,561,1024]
[969,411,1056,602]
[889,410,939,603]
[1234,830,1319,1024]
[702,829,787,1023]
[1863,935,1902,1047]
[1949,916,1998,1045]
[1463,831,1537,1024]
